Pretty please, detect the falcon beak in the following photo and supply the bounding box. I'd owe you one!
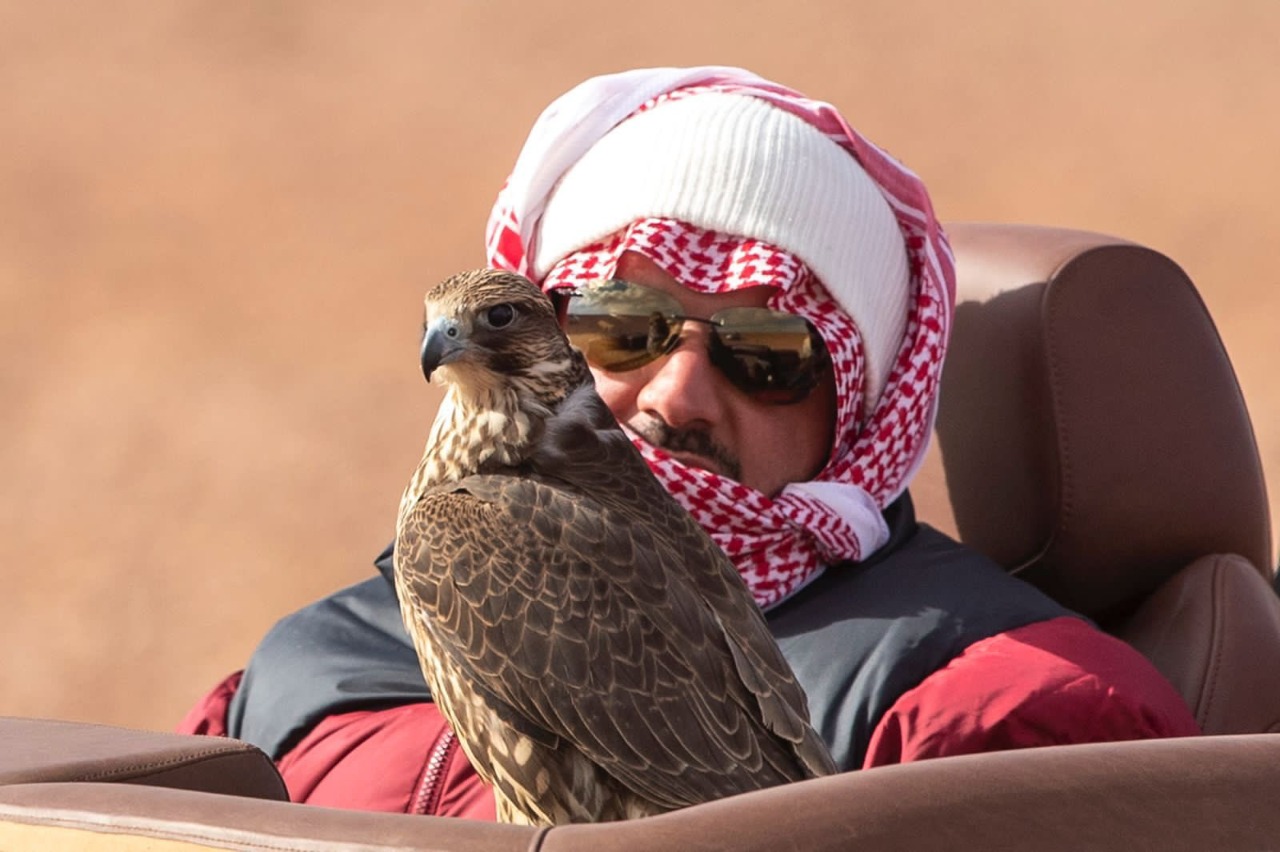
[421,317,467,381]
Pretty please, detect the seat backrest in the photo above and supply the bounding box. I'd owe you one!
[912,223,1277,732]
[914,222,1271,618]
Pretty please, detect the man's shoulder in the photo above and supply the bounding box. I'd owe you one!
[270,573,403,644]
[767,499,1077,769]
[229,563,430,758]
[771,510,1072,637]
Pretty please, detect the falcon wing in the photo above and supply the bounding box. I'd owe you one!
[396,471,824,812]
[523,384,833,779]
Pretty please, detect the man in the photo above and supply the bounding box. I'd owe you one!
[180,66,1199,817]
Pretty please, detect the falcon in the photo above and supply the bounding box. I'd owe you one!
[394,269,835,825]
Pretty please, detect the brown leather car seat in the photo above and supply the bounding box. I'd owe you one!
[912,222,1278,734]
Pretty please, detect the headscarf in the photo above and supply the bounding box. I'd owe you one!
[485,67,955,609]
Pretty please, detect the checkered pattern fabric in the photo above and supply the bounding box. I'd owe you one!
[485,68,955,609]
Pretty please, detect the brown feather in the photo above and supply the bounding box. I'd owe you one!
[394,269,835,825]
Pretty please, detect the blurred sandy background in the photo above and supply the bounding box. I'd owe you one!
[1,1,1276,732]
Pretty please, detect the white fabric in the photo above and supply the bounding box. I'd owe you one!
[533,92,909,408]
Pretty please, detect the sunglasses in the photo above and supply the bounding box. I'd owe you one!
[553,278,830,405]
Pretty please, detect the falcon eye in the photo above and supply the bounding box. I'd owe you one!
[485,303,516,329]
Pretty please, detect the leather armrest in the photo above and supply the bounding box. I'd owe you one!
[0,716,287,801]
[2,736,1279,851]
[0,782,535,852]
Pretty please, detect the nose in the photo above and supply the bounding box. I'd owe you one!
[634,327,727,430]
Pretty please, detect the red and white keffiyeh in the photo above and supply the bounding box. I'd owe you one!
[485,67,955,609]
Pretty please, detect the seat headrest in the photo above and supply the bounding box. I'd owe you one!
[913,223,1272,622]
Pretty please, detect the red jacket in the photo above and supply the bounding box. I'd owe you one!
[182,673,491,817]
[180,617,1198,816]
[179,501,1199,817]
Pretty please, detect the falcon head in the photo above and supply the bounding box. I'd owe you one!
[420,269,588,408]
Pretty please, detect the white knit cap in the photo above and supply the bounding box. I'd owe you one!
[532,91,911,408]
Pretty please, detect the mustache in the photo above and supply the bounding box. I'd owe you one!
[629,417,742,482]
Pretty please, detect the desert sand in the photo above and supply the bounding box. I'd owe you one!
[1,1,1276,731]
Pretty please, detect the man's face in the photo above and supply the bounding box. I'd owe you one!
[587,251,837,497]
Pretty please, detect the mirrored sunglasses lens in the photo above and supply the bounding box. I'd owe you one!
[564,314,679,371]
[710,309,825,403]
[563,280,683,371]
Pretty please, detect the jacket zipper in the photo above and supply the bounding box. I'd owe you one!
[412,729,458,815]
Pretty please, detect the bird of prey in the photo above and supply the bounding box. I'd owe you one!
[394,269,836,825]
